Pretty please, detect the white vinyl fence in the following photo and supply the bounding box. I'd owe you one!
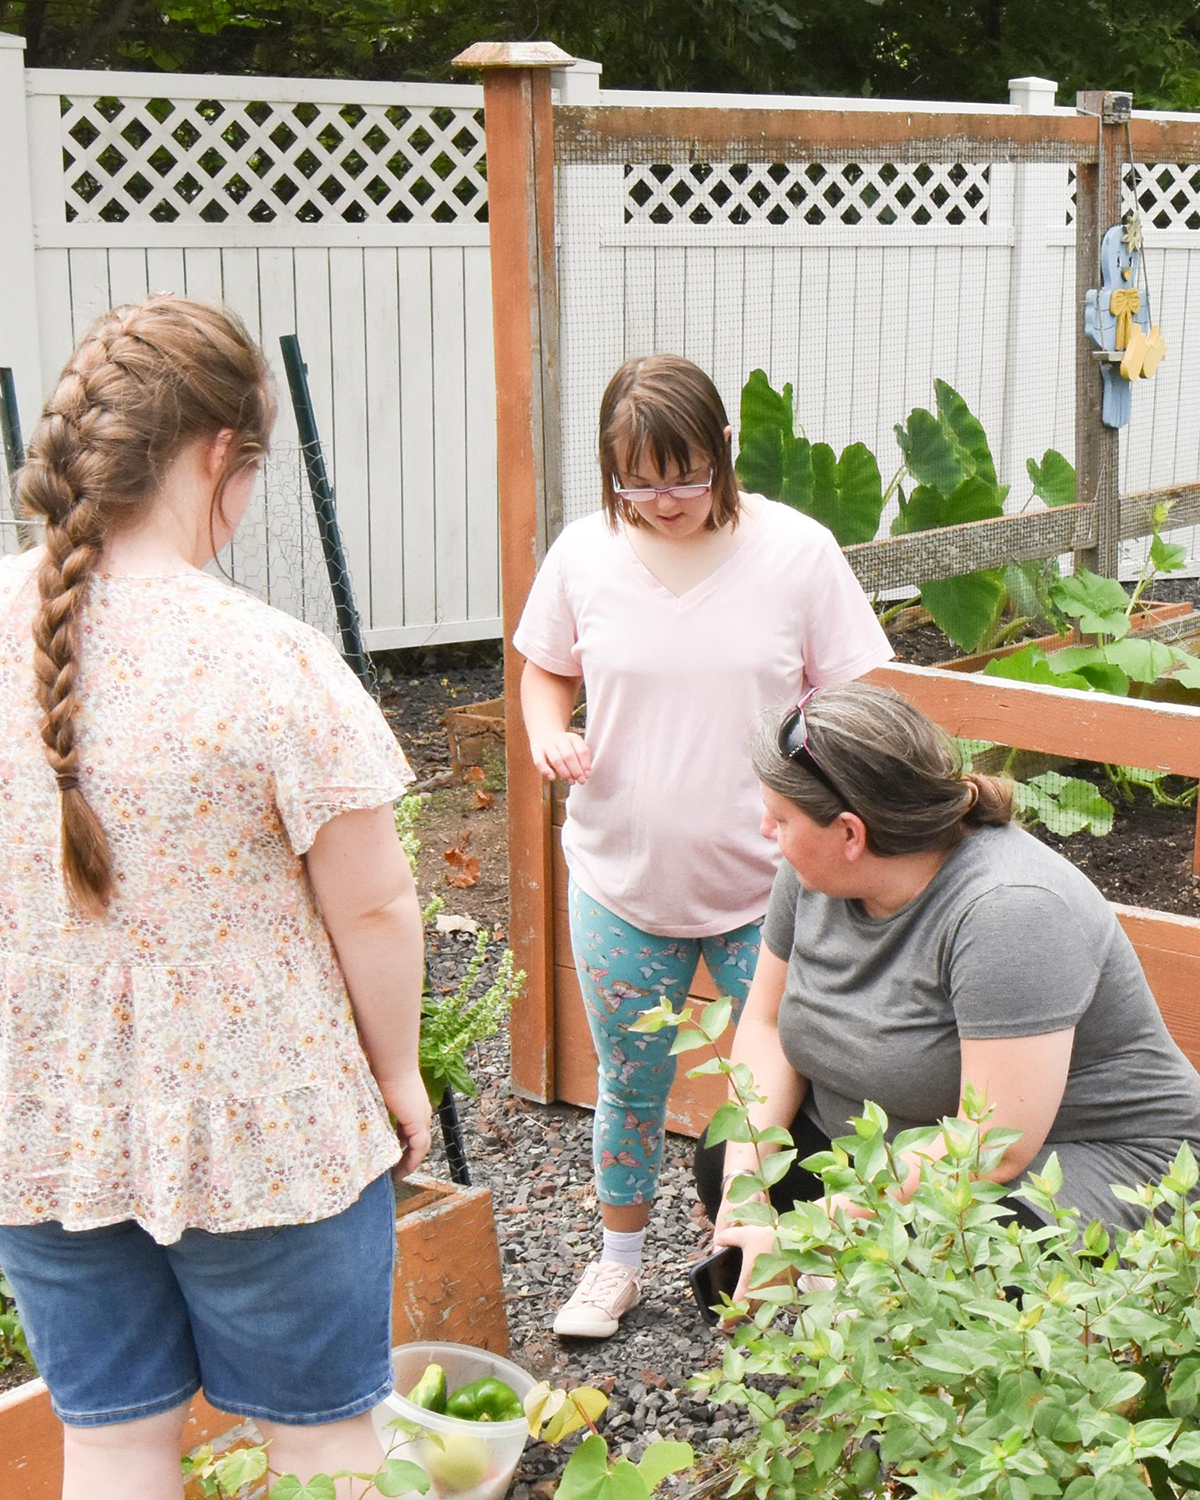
[3,34,1200,650]
[0,33,499,650]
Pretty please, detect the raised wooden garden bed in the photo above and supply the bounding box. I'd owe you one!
[0,1174,508,1500]
[444,697,505,778]
[533,664,1200,1133]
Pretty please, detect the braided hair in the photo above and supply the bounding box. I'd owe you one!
[17,296,274,916]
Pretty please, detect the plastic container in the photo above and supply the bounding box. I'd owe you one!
[372,1341,536,1500]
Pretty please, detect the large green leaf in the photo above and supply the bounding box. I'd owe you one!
[1015,772,1114,837]
[737,371,884,543]
[1027,449,1077,508]
[735,368,794,498]
[636,1441,694,1491]
[779,432,814,513]
[889,476,1006,653]
[919,569,1007,654]
[894,405,963,493]
[891,475,1004,535]
[799,440,884,546]
[555,1436,611,1500]
[935,379,997,486]
[1051,570,1131,639]
[1045,647,1130,694]
[1103,635,1176,684]
[983,645,1095,691]
[834,441,885,543]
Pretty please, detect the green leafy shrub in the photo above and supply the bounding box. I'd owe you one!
[633,1000,1200,1500]
[394,795,525,1108]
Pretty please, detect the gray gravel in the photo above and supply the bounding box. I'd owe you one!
[422,929,758,1494]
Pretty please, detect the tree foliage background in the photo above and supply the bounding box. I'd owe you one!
[2,0,1199,107]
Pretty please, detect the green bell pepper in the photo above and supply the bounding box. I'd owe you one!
[444,1375,523,1423]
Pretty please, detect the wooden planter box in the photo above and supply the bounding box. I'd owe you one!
[938,599,1194,673]
[444,698,505,778]
[538,664,1200,1136]
[0,1175,508,1499]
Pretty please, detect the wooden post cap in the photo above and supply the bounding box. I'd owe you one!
[452,41,576,69]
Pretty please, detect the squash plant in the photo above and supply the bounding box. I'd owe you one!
[735,370,1075,653]
[633,998,1200,1500]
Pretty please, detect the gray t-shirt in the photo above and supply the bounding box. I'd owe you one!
[763,822,1200,1230]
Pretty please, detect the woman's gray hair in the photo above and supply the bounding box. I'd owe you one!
[753,681,1013,857]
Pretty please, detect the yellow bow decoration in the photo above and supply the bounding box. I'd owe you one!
[1109,287,1141,350]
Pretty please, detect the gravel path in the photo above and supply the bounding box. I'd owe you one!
[423,930,757,1495]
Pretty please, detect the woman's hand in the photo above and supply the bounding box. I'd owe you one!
[530,730,592,785]
[376,1071,433,1177]
[713,1191,777,1306]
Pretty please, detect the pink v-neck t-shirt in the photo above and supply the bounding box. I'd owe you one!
[514,498,893,937]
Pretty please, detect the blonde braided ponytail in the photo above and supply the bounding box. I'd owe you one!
[17,296,274,916]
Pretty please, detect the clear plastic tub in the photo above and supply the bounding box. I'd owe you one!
[372,1341,537,1500]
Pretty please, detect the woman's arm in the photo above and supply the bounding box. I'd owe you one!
[305,803,431,1176]
[720,947,808,1180]
[867,1029,1076,1210]
[520,660,591,784]
[711,947,810,1301]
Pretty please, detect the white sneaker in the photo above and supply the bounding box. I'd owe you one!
[553,1259,641,1339]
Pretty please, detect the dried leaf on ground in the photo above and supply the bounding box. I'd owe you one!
[463,765,485,783]
[444,832,480,889]
[473,788,494,810]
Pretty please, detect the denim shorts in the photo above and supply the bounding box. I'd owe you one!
[0,1171,397,1428]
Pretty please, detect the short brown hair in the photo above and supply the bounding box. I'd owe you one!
[598,355,738,531]
[18,295,275,916]
[753,681,1014,856]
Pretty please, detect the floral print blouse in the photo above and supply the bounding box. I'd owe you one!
[0,553,413,1244]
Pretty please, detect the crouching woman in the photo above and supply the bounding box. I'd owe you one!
[695,681,1200,1301]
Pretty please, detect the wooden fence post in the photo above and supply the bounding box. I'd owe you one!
[0,34,43,461]
[453,41,572,1103]
[1074,89,1127,579]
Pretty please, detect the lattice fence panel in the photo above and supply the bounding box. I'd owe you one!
[60,95,488,225]
[1066,163,1200,227]
[624,160,991,227]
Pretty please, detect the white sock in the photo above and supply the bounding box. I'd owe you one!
[600,1226,646,1271]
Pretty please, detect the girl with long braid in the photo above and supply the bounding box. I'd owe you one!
[0,297,429,1499]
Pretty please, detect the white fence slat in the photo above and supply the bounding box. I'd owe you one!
[396,246,436,629]
[850,246,885,454]
[767,247,801,403]
[364,247,405,633]
[145,248,186,298]
[652,246,686,353]
[795,246,830,439]
[256,247,305,621]
[33,250,72,402]
[106,248,149,309]
[431,249,469,628]
[711,245,746,431]
[622,246,658,360]
[327,248,371,623]
[182,249,224,304]
[741,246,774,393]
[682,247,717,377]
[876,249,910,468]
[67,250,112,343]
[463,245,499,620]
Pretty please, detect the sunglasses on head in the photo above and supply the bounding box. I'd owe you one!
[777,691,857,815]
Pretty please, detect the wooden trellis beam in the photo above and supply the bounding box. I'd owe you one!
[555,105,1200,166]
[843,482,1200,592]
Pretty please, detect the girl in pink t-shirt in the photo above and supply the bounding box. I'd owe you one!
[514,354,892,1339]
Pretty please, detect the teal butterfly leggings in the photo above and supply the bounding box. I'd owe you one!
[568,880,762,1207]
